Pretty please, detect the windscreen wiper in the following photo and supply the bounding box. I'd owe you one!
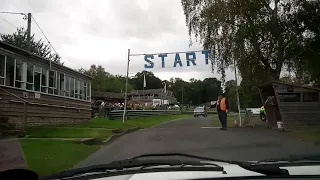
[41,158,224,180]
[131,153,290,176]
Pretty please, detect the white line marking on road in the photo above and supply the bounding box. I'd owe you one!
[140,128,177,131]
[200,127,221,129]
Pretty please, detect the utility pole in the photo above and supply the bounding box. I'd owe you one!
[27,13,32,52]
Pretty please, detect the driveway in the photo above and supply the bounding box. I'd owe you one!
[76,117,320,168]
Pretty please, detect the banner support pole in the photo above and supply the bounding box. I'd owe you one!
[234,58,242,127]
[123,49,130,124]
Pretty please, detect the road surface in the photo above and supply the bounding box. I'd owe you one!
[76,117,320,167]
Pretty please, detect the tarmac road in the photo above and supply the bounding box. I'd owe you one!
[76,117,320,168]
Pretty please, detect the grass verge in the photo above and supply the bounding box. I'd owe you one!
[25,127,113,140]
[74,114,190,130]
[20,139,100,176]
[22,114,189,175]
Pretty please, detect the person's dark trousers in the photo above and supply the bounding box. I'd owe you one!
[218,110,227,130]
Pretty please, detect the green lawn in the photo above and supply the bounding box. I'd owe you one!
[26,115,189,140]
[74,114,190,130]
[20,139,100,176]
[21,114,189,176]
[26,127,113,140]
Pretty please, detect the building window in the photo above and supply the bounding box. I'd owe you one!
[58,73,64,96]
[65,75,70,97]
[34,66,41,91]
[48,70,56,94]
[41,68,48,93]
[0,55,5,85]
[54,72,59,95]
[76,80,82,99]
[303,92,319,102]
[70,77,75,98]
[83,82,87,100]
[5,56,14,87]
[278,93,301,102]
[87,83,91,101]
[26,63,34,90]
[15,59,24,88]
[75,80,79,98]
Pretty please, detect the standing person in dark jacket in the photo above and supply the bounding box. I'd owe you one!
[212,94,229,130]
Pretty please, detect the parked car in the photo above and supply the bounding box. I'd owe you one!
[193,106,208,117]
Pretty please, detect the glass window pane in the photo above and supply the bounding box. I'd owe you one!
[56,72,60,95]
[75,80,79,98]
[0,54,5,77]
[15,60,23,81]
[59,73,65,96]
[15,81,22,88]
[41,68,47,87]
[27,83,33,90]
[70,77,74,98]
[34,70,41,91]
[49,70,56,88]
[5,56,14,87]
[48,88,54,94]
[278,93,301,102]
[84,83,87,99]
[27,64,33,83]
[87,84,91,101]
[79,81,83,99]
[303,93,319,102]
[65,75,69,96]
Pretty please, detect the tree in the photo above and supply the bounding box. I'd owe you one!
[0,28,61,63]
[181,0,320,108]
[168,78,189,104]
[130,71,163,90]
[202,78,223,102]
[81,64,132,92]
[224,80,236,95]
[181,0,305,83]
[292,1,320,85]
[167,77,223,105]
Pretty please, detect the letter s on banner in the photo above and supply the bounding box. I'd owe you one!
[144,55,154,68]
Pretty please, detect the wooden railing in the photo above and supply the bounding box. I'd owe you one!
[0,87,28,130]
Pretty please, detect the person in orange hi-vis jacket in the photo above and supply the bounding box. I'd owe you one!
[212,94,229,130]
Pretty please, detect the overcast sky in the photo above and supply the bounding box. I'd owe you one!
[0,0,236,82]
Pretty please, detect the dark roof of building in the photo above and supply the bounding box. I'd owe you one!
[0,41,92,79]
[259,81,320,91]
[91,91,125,99]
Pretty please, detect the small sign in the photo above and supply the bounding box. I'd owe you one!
[22,92,28,99]
[35,93,41,99]
[0,138,26,172]
[287,85,294,92]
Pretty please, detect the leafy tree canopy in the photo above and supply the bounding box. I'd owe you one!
[129,70,163,90]
[181,0,318,84]
[80,64,133,92]
[0,27,62,63]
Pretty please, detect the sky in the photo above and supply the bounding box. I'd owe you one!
[0,0,236,82]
